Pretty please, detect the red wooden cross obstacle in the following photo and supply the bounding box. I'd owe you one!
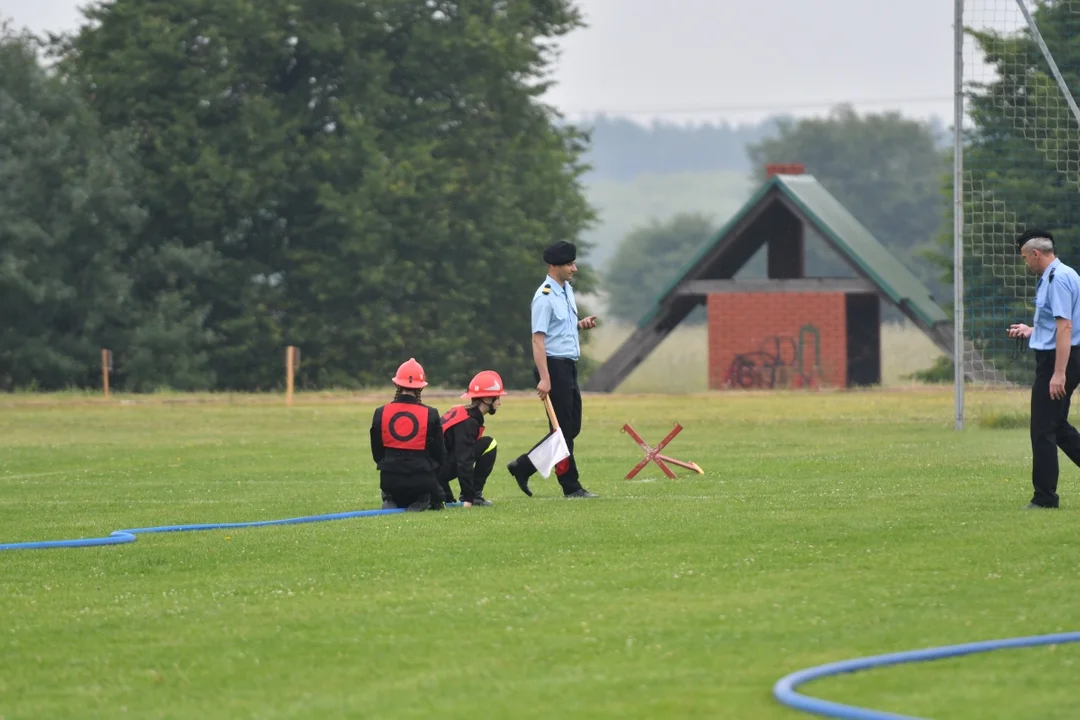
[621,422,704,479]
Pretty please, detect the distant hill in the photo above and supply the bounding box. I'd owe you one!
[573,115,782,182]
[571,116,775,270]
[570,112,950,330]
[580,169,753,270]
[572,114,952,184]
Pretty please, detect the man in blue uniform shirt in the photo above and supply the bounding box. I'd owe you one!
[1007,229,1080,508]
[507,240,599,499]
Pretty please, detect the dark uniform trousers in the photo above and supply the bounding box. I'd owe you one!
[1031,345,1080,507]
[513,357,583,495]
[381,473,445,512]
[438,435,497,503]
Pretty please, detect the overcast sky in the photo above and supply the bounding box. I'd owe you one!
[0,0,986,126]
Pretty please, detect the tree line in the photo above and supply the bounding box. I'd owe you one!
[2,0,1068,389]
[0,1,593,392]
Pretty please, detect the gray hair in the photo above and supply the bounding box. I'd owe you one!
[1022,237,1055,254]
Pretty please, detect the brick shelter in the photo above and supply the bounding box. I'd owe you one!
[707,292,851,389]
[585,167,964,393]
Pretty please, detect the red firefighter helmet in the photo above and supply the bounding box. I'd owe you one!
[391,358,428,389]
[461,370,508,399]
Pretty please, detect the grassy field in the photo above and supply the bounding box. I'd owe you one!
[3,387,1078,719]
[584,321,947,393]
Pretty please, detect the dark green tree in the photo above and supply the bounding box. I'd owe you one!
[0,23,213,391]
[58,0,594,390]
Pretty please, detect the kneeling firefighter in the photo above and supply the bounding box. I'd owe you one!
[437,370,508,507]
[369,358,447,511]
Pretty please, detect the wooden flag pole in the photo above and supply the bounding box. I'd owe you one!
[285,346,295,406]
[542,394,560,430]
[101,349,110,399]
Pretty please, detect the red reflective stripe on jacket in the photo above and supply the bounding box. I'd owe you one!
[441,405,485,438]
[440,405,469,431]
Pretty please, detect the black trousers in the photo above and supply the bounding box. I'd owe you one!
[1030,346,1080,507]
[439,435,497,502]
[514,357,583,495]
[381,471,444,511]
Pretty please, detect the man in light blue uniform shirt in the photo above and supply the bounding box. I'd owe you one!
[506,241,599,499]
[1007,229,1080,508]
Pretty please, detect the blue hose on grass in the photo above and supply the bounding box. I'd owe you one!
[0,504,462,551]
[773,631,1080,719]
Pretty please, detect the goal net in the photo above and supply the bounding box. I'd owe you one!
[959,0,1080,387]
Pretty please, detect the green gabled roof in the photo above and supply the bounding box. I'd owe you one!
[639,177,777,328]
[778,175,947,327]
[638,174,948,329]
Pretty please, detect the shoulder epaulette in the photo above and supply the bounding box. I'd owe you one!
[542,284,551,295]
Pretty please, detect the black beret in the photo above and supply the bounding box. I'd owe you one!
[1017,228,1054,252]
[543,241,576,265]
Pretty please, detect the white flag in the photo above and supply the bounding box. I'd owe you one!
[527,428,571,479]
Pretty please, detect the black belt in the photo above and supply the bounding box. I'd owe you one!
[1034,345,1080,356]
[547,356,577,364]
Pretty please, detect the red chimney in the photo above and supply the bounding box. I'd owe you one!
[765,163,805,178]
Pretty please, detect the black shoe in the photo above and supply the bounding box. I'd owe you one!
[381,491,398,510]
[565,489,598,499]
[406,494,433,512]
[507,460,533,497]
[469,497,494,507]
[1026,502,1058,509]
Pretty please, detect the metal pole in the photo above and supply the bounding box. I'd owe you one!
[1015,0,1080,129]
[954,0,965,430]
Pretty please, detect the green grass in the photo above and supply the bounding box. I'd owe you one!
[978,409,1030,430]
[1,388,1077,719]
